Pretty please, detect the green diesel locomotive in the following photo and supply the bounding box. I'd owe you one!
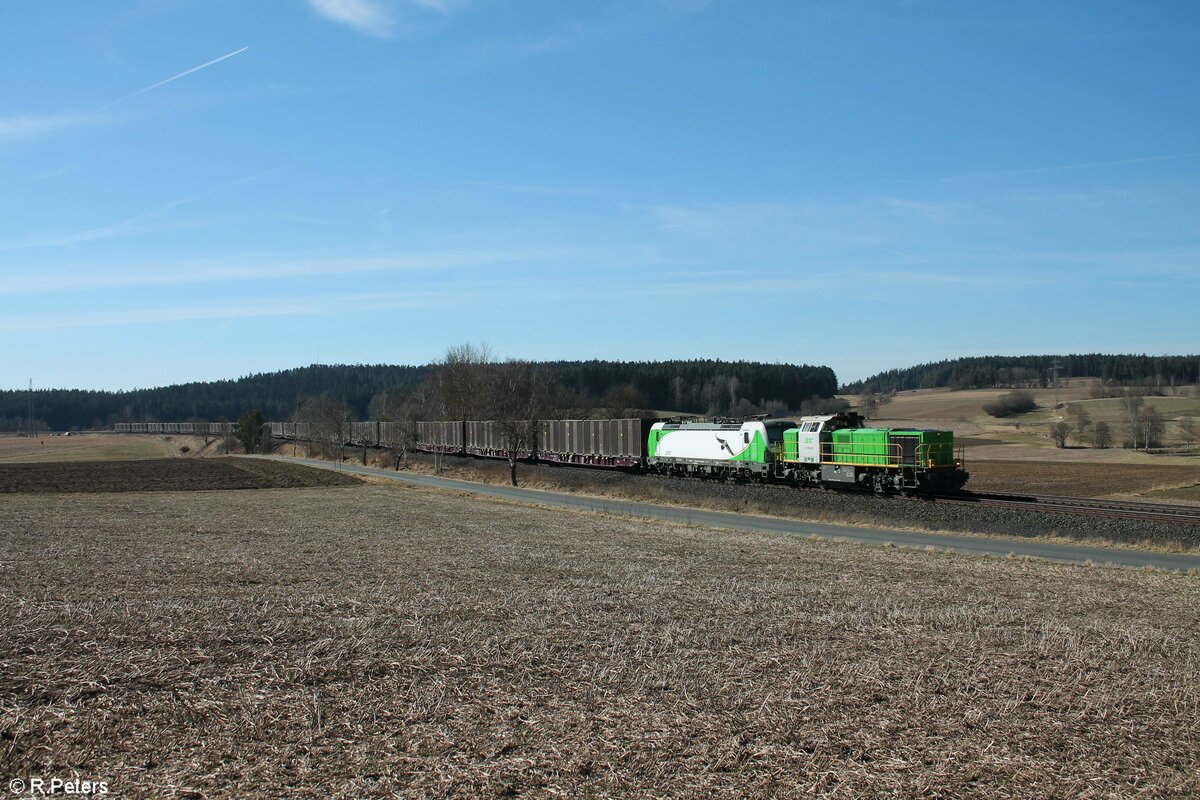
[648,412,967,493]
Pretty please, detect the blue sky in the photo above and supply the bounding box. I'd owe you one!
[2,1,1197,390]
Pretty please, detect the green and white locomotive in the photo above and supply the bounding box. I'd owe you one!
[647,418,796,479]
[648,413,967,494]
[777,413,967,493]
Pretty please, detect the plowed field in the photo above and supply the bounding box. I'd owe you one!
[1,482,1196,797]
[0,457,360,493]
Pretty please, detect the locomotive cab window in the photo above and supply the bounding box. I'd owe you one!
[743,432,750,444]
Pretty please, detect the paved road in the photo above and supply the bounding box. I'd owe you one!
[265,456,1200,572]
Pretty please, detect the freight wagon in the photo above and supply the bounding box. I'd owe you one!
[464,421,535,460]
[538,418,650,468]
[416,421,465,454]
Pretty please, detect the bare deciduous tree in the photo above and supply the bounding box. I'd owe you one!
[488,360,545,486]
[599,383,644,418]
[860,390,878,419]
[394,395,427,470]
[1179,416,1198,448]
[369,387,426,469]
[1066,404,1092,446]
[1138,405,1164,449]
[1121,388,1144,450]
[1092,421,1113,449]
[1049,421,1071,449]
[297,395,353,460]
[433,342,493,420]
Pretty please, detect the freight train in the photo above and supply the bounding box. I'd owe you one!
[114,414,967,493]
[113,422,235,434]
[266,413,968,494]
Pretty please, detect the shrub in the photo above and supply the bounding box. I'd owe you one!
[983,390,1038,418]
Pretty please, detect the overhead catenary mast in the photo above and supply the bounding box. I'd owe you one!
[1049,359,1063,410]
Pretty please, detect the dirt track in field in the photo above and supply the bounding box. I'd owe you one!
[1,481,1197,798]
[0,457,360,493]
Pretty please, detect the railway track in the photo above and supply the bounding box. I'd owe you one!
[540,462,1200,526]
[257,434,1200,526]
[933,491,1200,526]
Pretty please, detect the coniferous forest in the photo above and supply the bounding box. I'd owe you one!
[9,354,1194,432]
[840,354,1200,395]
[0,360,836,431]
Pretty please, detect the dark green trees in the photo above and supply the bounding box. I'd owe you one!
[236,409,267,454]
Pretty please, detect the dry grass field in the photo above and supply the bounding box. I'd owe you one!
[964,460,1200,498]
[854,381,1200,465]
[1148,485,1200,502]
[0,434,208,463]
[839,382,1200,499]
[2,472,1197,797]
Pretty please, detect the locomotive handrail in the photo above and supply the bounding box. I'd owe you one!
[819,441,905,467]
[810,440,959,469]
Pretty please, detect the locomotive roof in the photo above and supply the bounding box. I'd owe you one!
[653,417,795,431]
[655,421,748,431]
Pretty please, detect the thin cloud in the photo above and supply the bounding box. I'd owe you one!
[105,47,249,107]
[410,0,460,12]
[310,0,396,37]
[0,112,106,141]
[0,245,638,295]
[0,292,441,333]
[465,180,603,197]
[937,151,1200,183]
[0,168,286,252]
[0,278,636,332]
[647,197,959,239]
[0,263,1092,333]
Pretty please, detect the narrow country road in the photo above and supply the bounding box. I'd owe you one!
[259,455,1200,572]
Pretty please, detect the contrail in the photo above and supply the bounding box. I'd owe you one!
[105,46,248,107]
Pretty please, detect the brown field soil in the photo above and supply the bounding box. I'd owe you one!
[0,434,208,463]
[967,459,1200,499]
[0,457,360,493]
[1,483,1197,798]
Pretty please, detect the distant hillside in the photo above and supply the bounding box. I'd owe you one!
[841,354,1200,395]
[0,365,429,433]
[1,359,836,431]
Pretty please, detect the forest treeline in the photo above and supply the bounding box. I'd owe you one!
[0,365,428,432]
[841,354,1200,395]
[1,359,836,431]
